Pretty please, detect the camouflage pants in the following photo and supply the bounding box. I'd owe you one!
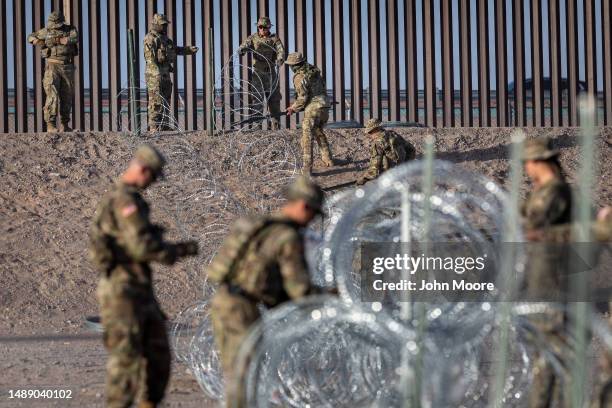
[301,104,333,172]
[250,69,281,130]
[42,63,74,125]
[146,72,173,131]
[210,286,260,408]
[527,316,572,408]
[97,277,171,408]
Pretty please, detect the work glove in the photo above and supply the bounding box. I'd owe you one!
[188,46,199,54]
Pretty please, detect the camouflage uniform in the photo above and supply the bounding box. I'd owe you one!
[356,118,416,185]
[208,177,324,407]
[239,17,285,130]
[286,52,334,173]
[520,137,573,408]
[28,12,78,133]
[143,14,198,131]
[529,214,612,408]
[89,145,197,408]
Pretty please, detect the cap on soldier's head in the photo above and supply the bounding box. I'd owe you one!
[257,16,273,28]
[522,137,559,161]
[135,144,166,178]
[285,52,305,66]
[285,176,324,213]
[47,11,64,28]
[365,118,384,134]
[152,13,170,26]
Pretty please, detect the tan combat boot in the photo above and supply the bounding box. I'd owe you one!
[46,122,58,133]
[321,151,334,167]
[137,401,156,408]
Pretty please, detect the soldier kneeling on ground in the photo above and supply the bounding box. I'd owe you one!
[208,176,334,407]
[356,118,416,185]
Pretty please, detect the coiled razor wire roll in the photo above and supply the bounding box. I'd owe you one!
[323,161,519,349]
[508,302,612,406]
[215,48,282,134]
[188,300,226,400]
[171,300,210,363]
[232,296,441,408]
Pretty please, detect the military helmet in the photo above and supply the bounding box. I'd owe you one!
[257,16,273,28]
[285,176,324,213]
[522,137,559,161]
[135,144,166,178]
[365,118,384,134]
[47,11,64,29]
[152,13,170,26]
[285,52,305,66]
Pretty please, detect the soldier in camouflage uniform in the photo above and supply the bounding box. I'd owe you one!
[208,176,326,407]
[356,118,416,185]
[239,16,285,130]
[526,206,612,408]
[285,52,334,174]
[28,11,78,133]
[144,14,198,131]
[89,145,198,408]
[520,137,574,408]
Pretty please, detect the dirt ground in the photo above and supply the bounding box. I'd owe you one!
[0,126,611,406]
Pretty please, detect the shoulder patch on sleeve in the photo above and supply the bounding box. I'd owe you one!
[121,204,138,218]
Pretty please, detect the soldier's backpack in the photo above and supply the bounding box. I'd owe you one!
[207,216,286,284]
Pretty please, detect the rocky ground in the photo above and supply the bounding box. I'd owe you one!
[0,126,610,406]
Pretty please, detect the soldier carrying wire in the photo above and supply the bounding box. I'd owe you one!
[144,14,199,131]
[285,52,335,174]
[238,16,285,130]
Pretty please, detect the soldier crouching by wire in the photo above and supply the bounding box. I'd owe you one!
[144,14,198,132]
[28,11,78,133]
[238,16,285,130]
[208,176,334,407]
[89,145,198,408]
[356,118,416,185]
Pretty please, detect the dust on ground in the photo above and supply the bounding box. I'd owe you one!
[0,127,610,406]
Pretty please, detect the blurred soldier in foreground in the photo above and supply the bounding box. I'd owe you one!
[208,176,326,406]
[285,52,334,174]
[356,118,416,185]
[28,11,78,133]
[89,145,198,408]
[144,14,198,131]
[238,16,285,130]
[527,206,612,408]
[520,136,573,408]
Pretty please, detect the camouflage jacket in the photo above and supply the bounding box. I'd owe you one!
[144,31,190,75]
[89,180,179,286]
[239,33,284,72]
[521,177,572,231]
[213,213,314,307]
[28,24,78,63]
[290,63,328,112]
[360,130,416,183]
